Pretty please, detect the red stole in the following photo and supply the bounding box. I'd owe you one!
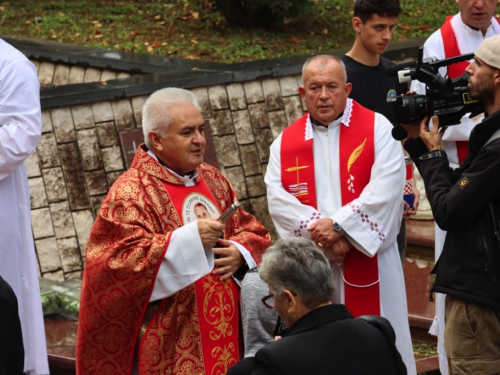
[440,16,500,164]
[280,101,380,317]
[152,177,241,374]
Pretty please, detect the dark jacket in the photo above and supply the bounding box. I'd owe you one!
[0,275,24,375]
[406,109,500,310]
[250,304,404,375]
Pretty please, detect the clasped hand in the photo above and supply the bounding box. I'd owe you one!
[308,218,353,258]
[197,218,244,281]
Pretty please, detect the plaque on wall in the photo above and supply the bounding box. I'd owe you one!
[118,120,219,170]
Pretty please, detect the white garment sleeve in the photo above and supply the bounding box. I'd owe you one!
[0,58,41,181]
[265,133,324,240]
[331,115,405,257]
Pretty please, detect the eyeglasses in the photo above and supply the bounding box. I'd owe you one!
[261,293,275,309]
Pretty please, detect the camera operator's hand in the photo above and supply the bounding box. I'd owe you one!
[419,115,445,151]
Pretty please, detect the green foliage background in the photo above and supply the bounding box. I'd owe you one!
[1,0,498,62]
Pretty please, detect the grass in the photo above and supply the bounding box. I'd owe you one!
[3,0,499,63]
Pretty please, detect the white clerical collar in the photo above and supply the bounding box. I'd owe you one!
[456,12,496,38]
[147,149,199,186]
[305,98,354,140]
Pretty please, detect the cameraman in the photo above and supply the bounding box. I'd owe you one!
[410,2,500,372]
[403,35,500,375]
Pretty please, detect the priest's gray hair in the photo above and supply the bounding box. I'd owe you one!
[259,238,335,309]
[300,55,348,85]
[142,87,201,149]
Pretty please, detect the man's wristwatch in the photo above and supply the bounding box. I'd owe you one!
[333,222,345,237]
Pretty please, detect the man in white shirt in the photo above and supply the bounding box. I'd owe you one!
[0,39,49,375]
[265,55,416,374]
[410,2,500,373]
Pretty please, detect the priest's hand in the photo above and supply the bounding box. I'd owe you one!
[331,237,353,258]
[197,218,225,248]
[307,218,341,249]
[213,239,245,281]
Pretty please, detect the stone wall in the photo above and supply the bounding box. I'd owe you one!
[28,63,306,281]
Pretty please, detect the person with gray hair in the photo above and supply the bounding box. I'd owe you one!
[76,87,271,375]
[265,54,415,372]
[250,238,405,375]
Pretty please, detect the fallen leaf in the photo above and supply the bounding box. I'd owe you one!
[398,25,411,31]
[416,25,430,31]
[95,28,102,35]
[204,1,212,10]
[99,79,107,85]
[129,30,140,36]
[288,36,302,44]
[322,28,328,35]
[185,55,201,60]
[26,20,31,24]
[191,11,199,19]
[154,15,161,20]
[146,46,153,52]
[151,40,162,47]
[168,26,177,36]
[191,39,198,44]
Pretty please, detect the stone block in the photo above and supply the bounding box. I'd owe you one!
[53,64,70,86]
[232,110,254,145]
[42,270,65,282]
[25,151,41,177]
[254,128,273,164]
[227,83,247,111]
[38,61,55,86]
[246,175,266,197]
[101,146,124,172]
[239,199,252,215]
[240,144,262,176]
[72,104,95,130]
[84,67,102,83]
[57,237,83,272]
[37,133,60,168]
[68,66,86,84]
[85,170,108,196]
[29,177,48,209]
[106,171,124,187]
[268,110,288,139]
[279,76,299,97]
[243,81,264,104]
[77,129,103,171]
[72,210,95,256]
[295,74,302,87]
[42,167,68,203]
[51,107,76,143]
[29,59,40,73]
[223,166,248,199]
[59,143,89,210]
[261,163,268,178]
[248,103,270,129]
[49,201,76,239]
[211,110,234,136]
[92,101,114,123]
[283,96,304,124]
[31,208,55,239]
[249,196,278,240]
[35,237,62,273]
[41,110,53,133]
[262,78,283,110]
[131,95,147,128]
[191,87,211,118]
[117,72,131,79]
[96,121,118,147]
[300,96,307,113]
[112,99,136,131]
[208,85,229,110]
[100,69,117,81]
[90,195,106,219]
[213,135,241,167]
[64,271,83,280]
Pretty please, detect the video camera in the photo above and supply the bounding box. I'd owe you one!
[386,47,484,140]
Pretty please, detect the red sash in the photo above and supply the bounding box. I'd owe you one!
[441,16,500,164]
[280,101,380,317]
[155,178,241,374]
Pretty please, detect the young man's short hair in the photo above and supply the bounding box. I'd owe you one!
[354,0,402,23]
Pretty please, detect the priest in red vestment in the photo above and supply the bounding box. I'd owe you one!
[76,87,271,375]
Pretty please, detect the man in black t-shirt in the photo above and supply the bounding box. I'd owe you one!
[341,0,418,264]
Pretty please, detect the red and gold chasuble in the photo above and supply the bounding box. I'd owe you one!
[153,178,241,374]
[280,100,380,317]
[441,16,500,164]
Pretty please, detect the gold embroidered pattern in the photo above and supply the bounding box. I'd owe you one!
[211,344,237,375]
[202,277,236,340]
[347,139,366,193]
